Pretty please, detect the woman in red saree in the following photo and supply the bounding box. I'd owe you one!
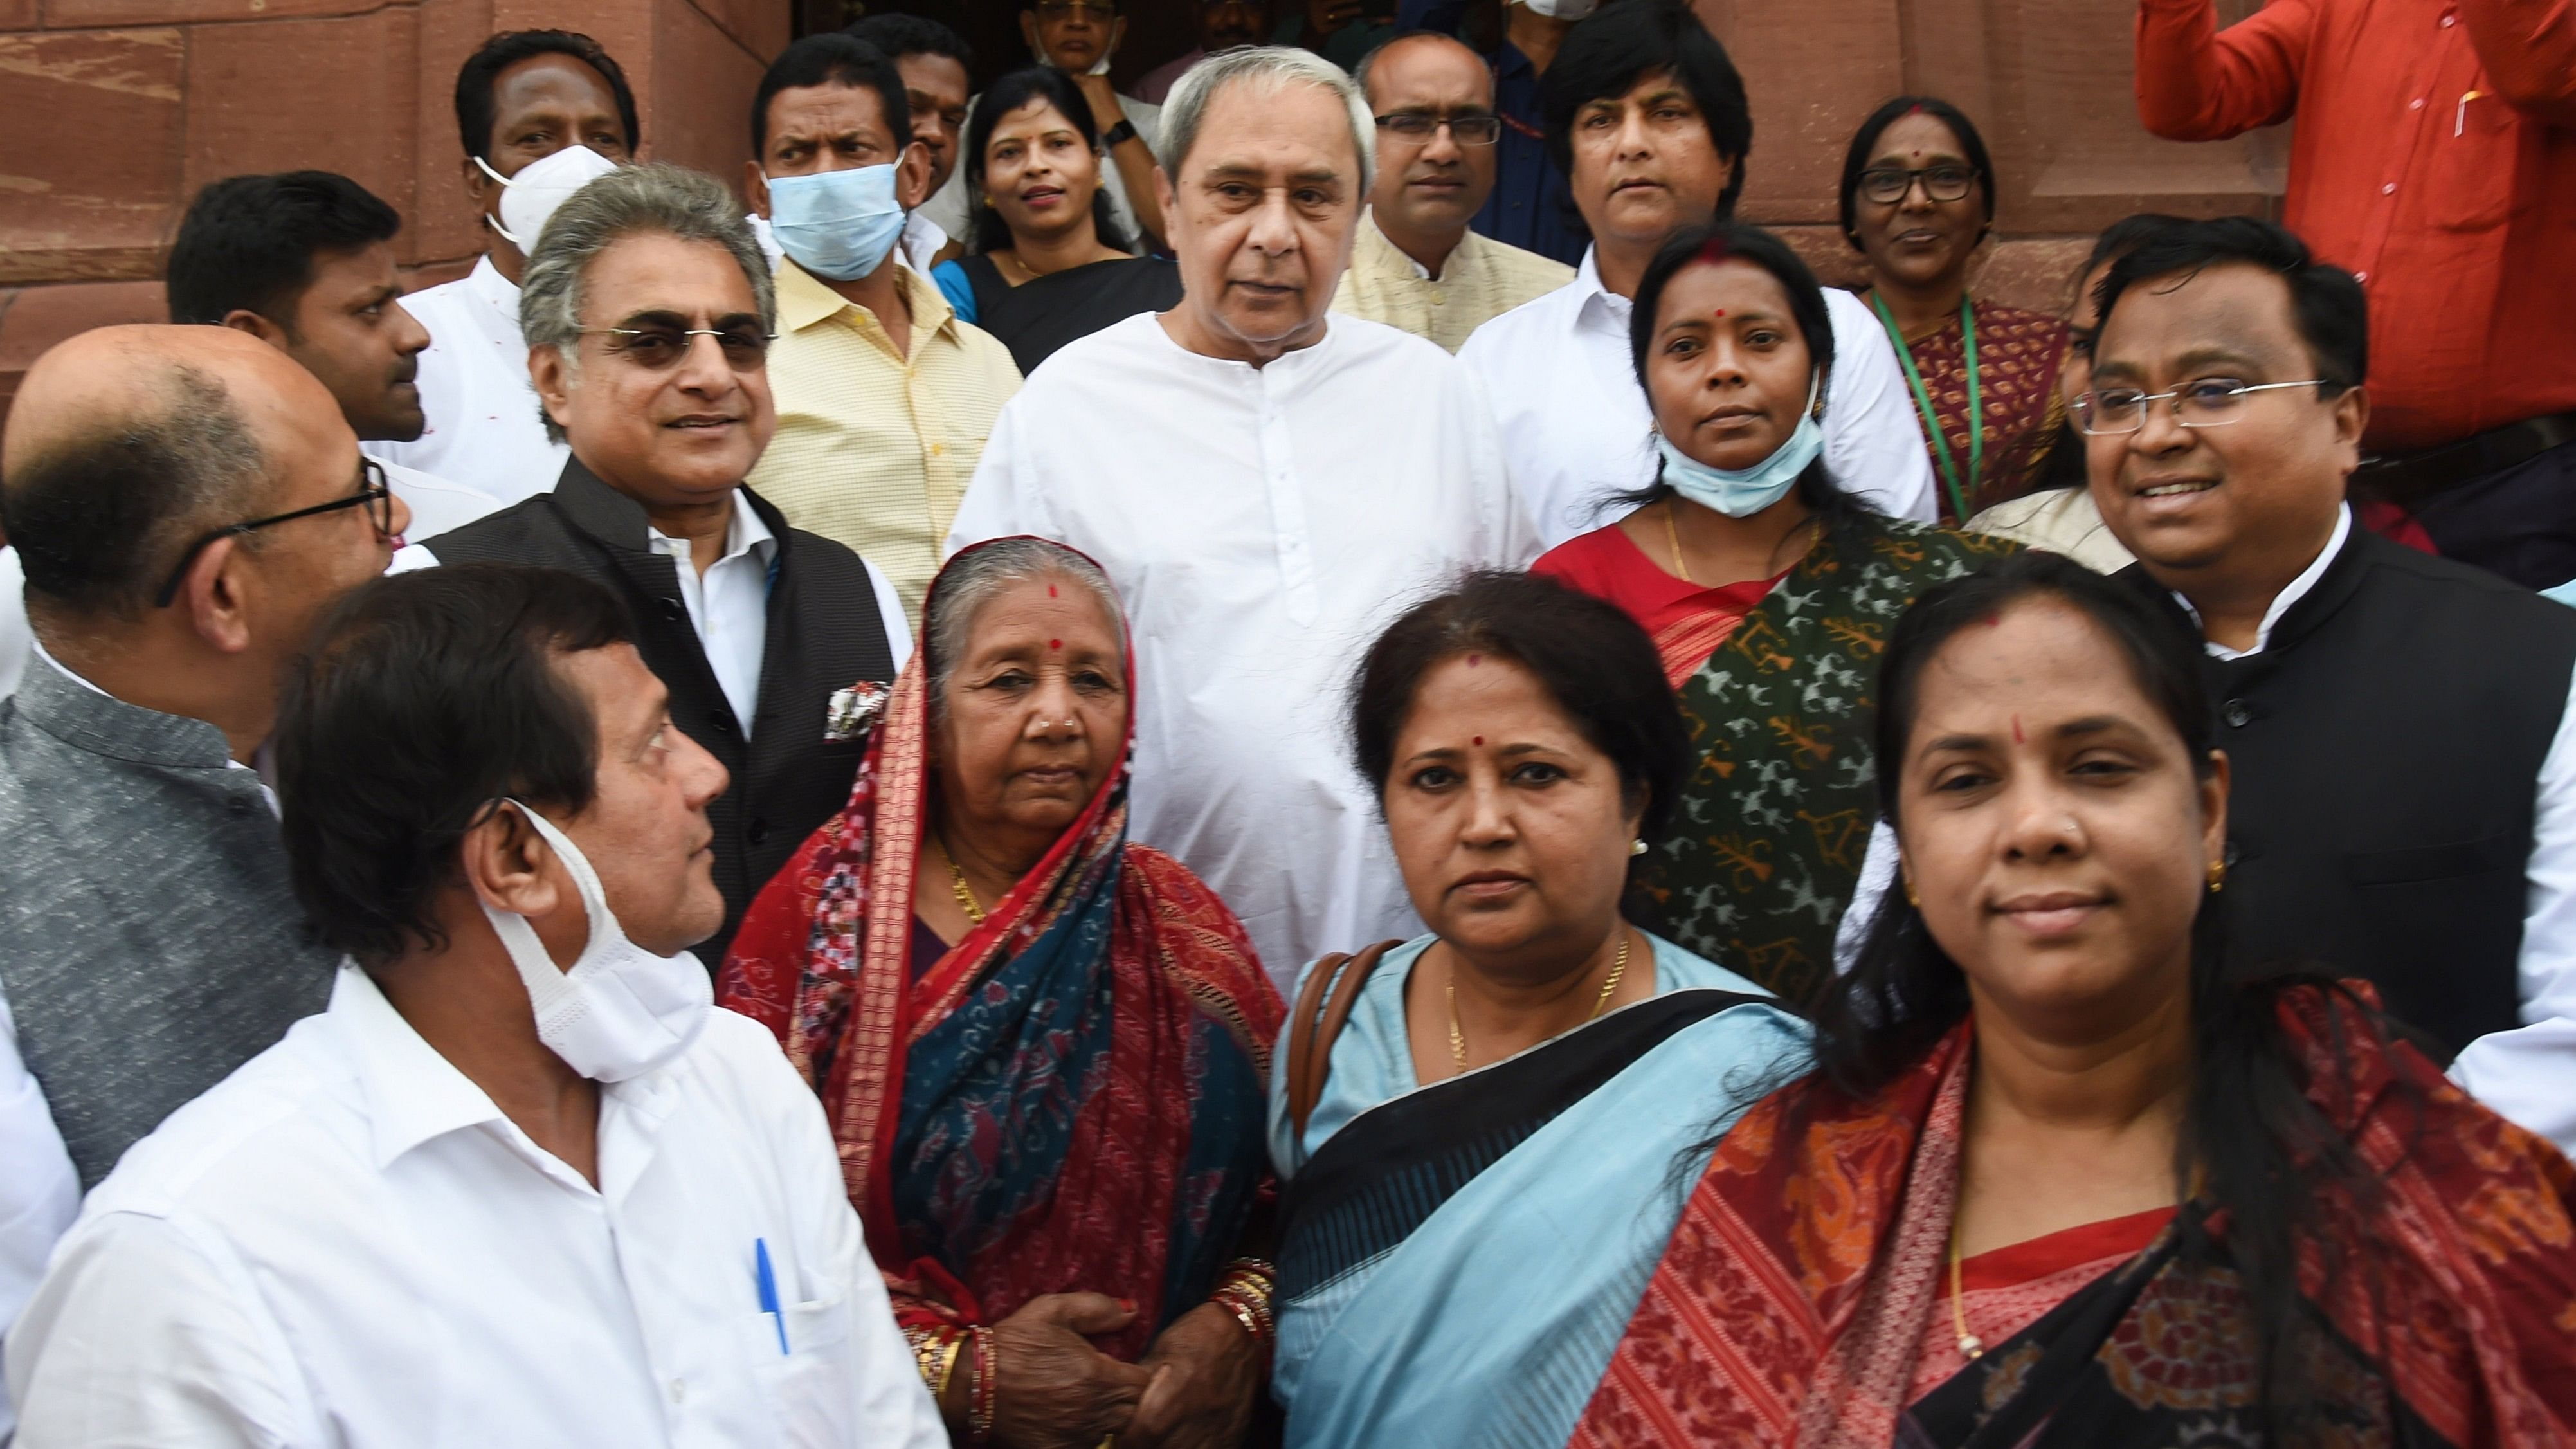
[1574,552,2576,1448]
[720,538,1284,1448]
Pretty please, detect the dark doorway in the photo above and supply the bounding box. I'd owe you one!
[794,1,1208,93]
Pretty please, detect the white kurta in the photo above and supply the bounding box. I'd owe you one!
[4,967,945,1449]
[1458,248,1940,547]
[374,257,572,506]
[949,312,1538,994]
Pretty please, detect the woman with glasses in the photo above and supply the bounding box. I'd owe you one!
[1532,221,2011,1007]
[1841,96,2069,524]
[930,67,1181,375]
[1573,551,2576,1448]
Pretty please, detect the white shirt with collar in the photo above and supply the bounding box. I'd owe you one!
[372,256,573,506]
[1458,248,1939,547]
[397,492,914,735]
[0,547,25,701]
[4,965,945,1448]
[372,455,502,545]
[1835,505,2576,1156]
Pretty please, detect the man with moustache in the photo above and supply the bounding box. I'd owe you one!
[405,165,909,971]
[1136,0,1271,104]
[950,46,1534,994]
[1331,30,1574,351]
[166,171,501,543]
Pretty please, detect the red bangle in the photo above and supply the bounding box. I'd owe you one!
[968,1326,1000,1444]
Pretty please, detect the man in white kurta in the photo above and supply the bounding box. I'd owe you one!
[948,48,1537,995]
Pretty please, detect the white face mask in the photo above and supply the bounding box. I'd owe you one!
[480,801,712,1084]
[475,144,621,252]
[1518,0,1600,17]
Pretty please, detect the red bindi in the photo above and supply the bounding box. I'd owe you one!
[1473,736,1485,746]
[2011,715,2026,745]
[1049,639,1061,650]
[1714,308,1727,318]
[1467,653,1482,666]
[1048,583,1058,597]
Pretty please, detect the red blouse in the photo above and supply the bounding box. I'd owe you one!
[1534,522,1790,688]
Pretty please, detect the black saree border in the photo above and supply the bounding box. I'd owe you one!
[1275,988,1768,1305]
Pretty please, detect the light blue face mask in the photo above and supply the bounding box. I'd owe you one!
[764,164,905,281]
[1655,371,1825,518]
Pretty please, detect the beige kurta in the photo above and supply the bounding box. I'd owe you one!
[1329,210,1574,354]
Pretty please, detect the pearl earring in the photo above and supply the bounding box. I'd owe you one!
[1630,839,1648,857]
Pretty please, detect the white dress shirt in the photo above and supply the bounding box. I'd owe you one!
[1835,507,2576,1156]
[948,312,1537,994]
[1457,248,1939,547]
[399,493,914,729]
[918,93,1161,251]
[0,547,26,700]
[0,978,79,1446]
[5,967,945,1449]
[373,455,500,546]
[372,257,572,505]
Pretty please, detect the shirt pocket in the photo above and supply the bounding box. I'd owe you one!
[2428,94,2524,233]
[743,1293,856,1448]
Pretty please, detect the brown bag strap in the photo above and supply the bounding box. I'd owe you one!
[1284,939,1405,1144]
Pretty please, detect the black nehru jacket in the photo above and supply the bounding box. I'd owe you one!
[429,459,896,969]
[2118,525,2576,1059]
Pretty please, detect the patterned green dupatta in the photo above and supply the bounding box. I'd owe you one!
[1635,515,2015,1005]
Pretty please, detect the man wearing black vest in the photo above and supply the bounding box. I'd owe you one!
[2085,217,2576,1155]
[409,163,907,969]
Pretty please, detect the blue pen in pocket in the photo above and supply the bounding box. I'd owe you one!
[755,1238,790,1354]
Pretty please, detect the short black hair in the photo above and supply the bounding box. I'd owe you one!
[2096,216,2368,392]
[453,30,639,161]
[1541,0,1751,215]
[752,32,911,158]
[1,363,269,621]
[166,172,402,331]
[1351,571,1692,844]
[276,565,636,969]
[2084,212,2189,280]
[845,12,975,69]
[1838,96,1997,249]
[964,66,1132,256]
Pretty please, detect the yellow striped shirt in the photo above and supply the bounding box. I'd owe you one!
[748,259,1022,625]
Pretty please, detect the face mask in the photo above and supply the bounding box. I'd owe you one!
[480,800,712,1084]
[1656,371,1825,518]
[764,164,906,282]
[476,144,620,252]
[1518,0,1601,18]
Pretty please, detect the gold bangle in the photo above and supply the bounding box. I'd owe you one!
[934,1335,963,1401]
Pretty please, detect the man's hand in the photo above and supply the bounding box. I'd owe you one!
[1119,1300,1262,1449]
[985,1293,1156,1449]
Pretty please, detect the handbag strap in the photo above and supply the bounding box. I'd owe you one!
[1284,939,1405,1142]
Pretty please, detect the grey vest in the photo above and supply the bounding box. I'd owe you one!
[0,658,336,1186]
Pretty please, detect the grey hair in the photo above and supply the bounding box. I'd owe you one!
[925,538,1125,710]
[1161,45,1375,196]
[517,163,776,442]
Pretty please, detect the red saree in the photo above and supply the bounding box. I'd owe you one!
[1572,985,2576,1448]
[718,541,1283,1359]
[1532,522,1788,688]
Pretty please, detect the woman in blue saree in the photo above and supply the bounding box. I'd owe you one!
[1268,572,1811,1448]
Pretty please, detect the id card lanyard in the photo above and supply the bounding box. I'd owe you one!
[1874,291,1982,524]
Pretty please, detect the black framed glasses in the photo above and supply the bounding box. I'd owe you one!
[579,322,774,370]
[1375,113,1504,145]
[1857,163,1977,205]
[154,457,395,608]
[2072,379,2330,436]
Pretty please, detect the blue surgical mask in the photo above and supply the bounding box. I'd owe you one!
[765,164,905,281]
[1656,372,1825,518]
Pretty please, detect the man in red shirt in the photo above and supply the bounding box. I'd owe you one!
[2135,0,2576,588]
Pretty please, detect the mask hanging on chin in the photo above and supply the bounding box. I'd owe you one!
[1656,370,1826,519]
[476,144,621,252]
[1517,0,1601,18]
[764,165,907,282]
[480,800,712,1084]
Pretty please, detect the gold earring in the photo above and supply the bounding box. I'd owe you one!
[2207,858,2227,893]
[1903,878,1920,907]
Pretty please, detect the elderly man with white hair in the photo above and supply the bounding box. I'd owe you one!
[949,46,1536,998]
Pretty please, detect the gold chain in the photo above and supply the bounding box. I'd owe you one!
[1949,1221,1982,1360]
[1447,929,1631,1073]
[1662,499,1695,584]
[941,839,988,925]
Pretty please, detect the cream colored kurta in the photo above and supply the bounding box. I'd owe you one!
[1328,210,1574,354]
[748,259,1022,625]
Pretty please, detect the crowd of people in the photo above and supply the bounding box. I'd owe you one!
[0,0,2571,1445]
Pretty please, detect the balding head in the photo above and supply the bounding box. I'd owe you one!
[3,325,352,624]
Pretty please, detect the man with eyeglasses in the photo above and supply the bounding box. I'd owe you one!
[0,325,411,1432]
[1329,31,1573,352]
[2087,217,2576,1157]
[406,164,911,972]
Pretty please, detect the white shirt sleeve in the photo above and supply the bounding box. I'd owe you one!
[862,558,914,677]
[944,402,1040,558]
[1835,817,1903,972]
[1822,291,1940,524]
[1456,367,1541,569]
[2450,666,2576,1158]
[0,985,80,1444]
[7,1213,313,1448]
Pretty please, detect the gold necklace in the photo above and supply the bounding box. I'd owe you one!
[941,840,988,925]
[1948,1222,1982,1359]
[1662,500,1696,584]
[1447,929,1632,1073]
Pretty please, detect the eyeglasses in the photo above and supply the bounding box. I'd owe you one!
[1856,164,1977,205]
[1374,113,1505,145]
[1035,0,1114,17]
[154,457,395,608]
[2072,379,2331,436]
[579,324,774,370]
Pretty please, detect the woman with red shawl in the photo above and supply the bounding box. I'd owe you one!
[1574,552,2576,1448]
[721,537,1284,1449]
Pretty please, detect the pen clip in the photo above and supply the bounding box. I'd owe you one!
[2456,89,2485,138]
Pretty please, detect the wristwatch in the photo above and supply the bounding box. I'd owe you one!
[1102,118,1138,149]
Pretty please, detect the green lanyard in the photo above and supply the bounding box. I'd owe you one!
[1873,291,1982,524]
